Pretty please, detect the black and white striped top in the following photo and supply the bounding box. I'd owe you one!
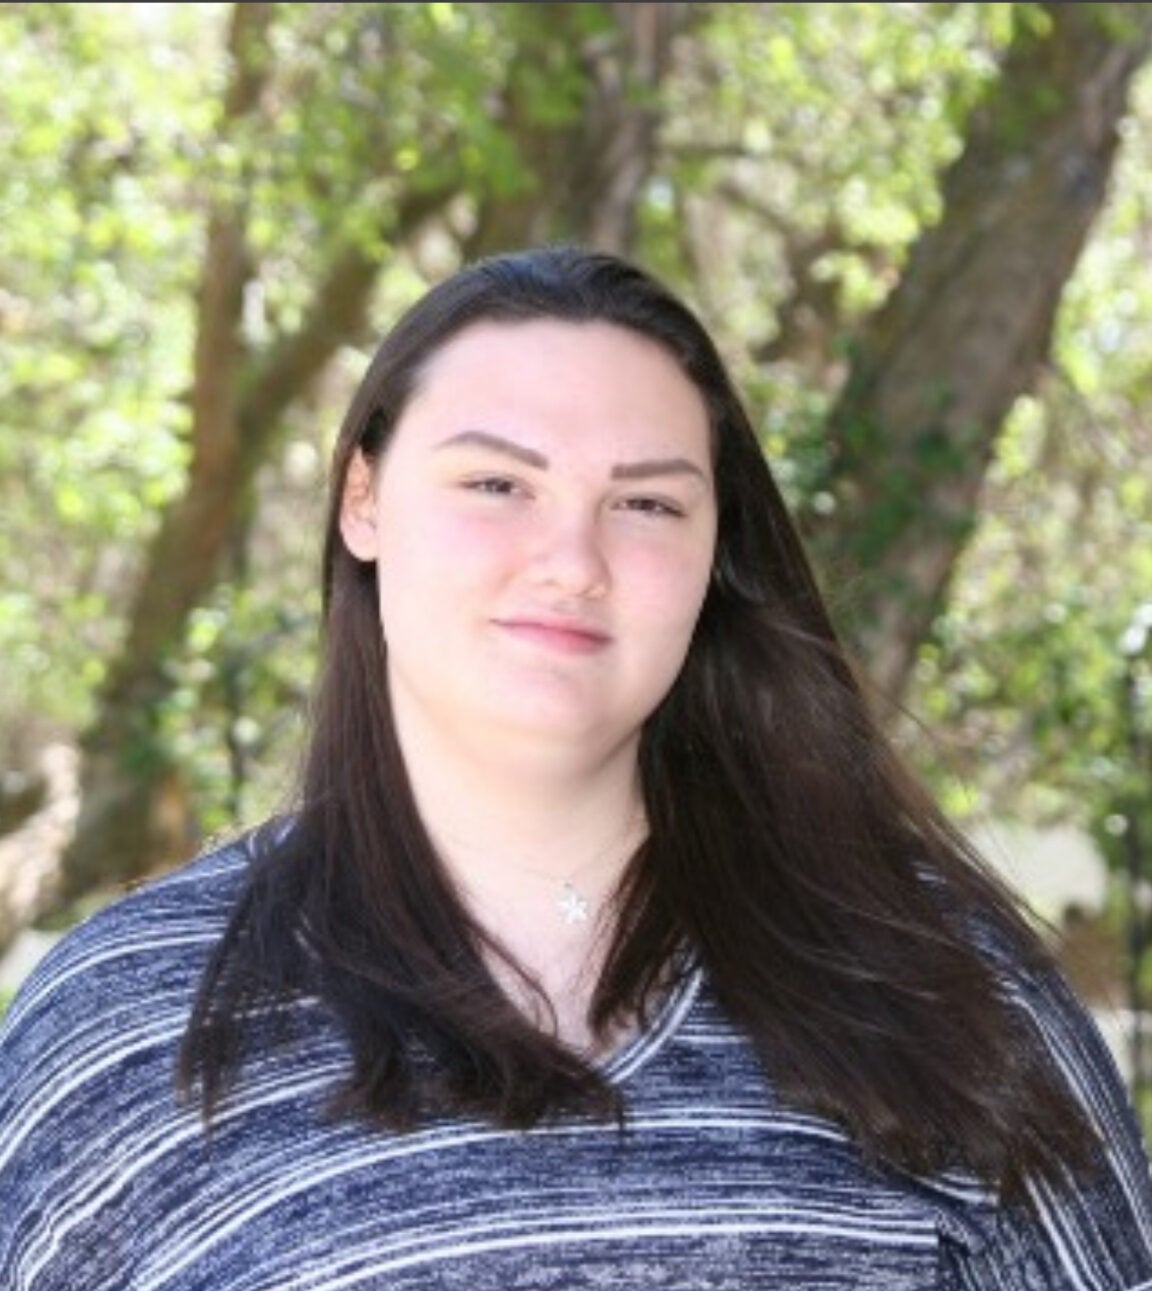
[3,841,1152,1290]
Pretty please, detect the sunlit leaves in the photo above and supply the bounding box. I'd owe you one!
[2,0,1151,859]
[661,3,1013,349]
[901,56,1152,847]
[0,3,212,743]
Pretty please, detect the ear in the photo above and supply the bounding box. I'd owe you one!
[339,449,380,562]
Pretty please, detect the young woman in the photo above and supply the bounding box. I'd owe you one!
[2,246,1150,1290]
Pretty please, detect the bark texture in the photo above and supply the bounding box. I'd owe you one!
[56,5,450,903]
[813,3,1152,703]
[466,1,684,256]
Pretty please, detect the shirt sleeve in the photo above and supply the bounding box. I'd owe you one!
[0,934,137,1291]
[0,847,244,1291]
[941,953,1152,1290]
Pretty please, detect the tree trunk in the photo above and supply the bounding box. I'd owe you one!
[812,3,1152,703]
[56,9,452,905]
[467,1,684,256]
[56,2,274,903]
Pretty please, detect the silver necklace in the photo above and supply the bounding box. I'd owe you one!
[558,880,593,926]
[551,806,644,927]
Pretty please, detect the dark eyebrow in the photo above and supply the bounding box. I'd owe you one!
[435,430,548,469]
[610,457,708,484]
[435,429,708,484]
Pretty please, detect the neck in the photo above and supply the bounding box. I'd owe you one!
[400,720,645,899]
[391,695,648,1046]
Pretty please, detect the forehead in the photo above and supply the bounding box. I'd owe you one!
[394,319,712,457]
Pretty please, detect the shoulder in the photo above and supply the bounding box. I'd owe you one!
[941,880,1152,1283]
[1,833,253,1051]
[0,833,259,1287]
[0,829,269,1151]
[954,884,1139,1135]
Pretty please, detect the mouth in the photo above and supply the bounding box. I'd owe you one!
[493,617,612,655]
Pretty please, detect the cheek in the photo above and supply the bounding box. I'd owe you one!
[375,511,516,620]
[625,559,711,715]
[624,543,714,631]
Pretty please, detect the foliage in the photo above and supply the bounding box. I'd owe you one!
[905,62,1152,844]
[1,0,1150,899]
[0,3,209,745]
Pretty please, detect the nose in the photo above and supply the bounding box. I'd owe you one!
[528,507,610,599]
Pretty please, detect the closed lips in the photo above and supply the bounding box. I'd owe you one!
[494,618,611,651]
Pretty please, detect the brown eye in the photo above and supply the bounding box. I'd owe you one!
[465,477,520,496]
[619,495,684,518]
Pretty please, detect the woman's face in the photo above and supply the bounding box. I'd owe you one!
[340,319,717,769]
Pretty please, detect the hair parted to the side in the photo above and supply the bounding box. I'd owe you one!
[179,245,1099,1203]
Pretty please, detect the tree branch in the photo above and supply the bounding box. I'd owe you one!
[112,0,276,679]
[813,2,1152,701]
[467,1,686,256]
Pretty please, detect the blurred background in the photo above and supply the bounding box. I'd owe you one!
[1,2,1151,1116]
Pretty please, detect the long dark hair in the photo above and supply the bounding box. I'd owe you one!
[180,245,1098,1202]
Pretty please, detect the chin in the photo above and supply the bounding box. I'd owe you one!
[474,702,618,751]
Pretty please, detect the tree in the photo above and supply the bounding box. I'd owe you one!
[56,0,687,903]
[810,3,1152,701]
[2,2,1150,944]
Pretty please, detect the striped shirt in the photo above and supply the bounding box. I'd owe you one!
[2,840,1152,1290]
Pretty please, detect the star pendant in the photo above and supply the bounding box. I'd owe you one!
[558,881,592,925]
